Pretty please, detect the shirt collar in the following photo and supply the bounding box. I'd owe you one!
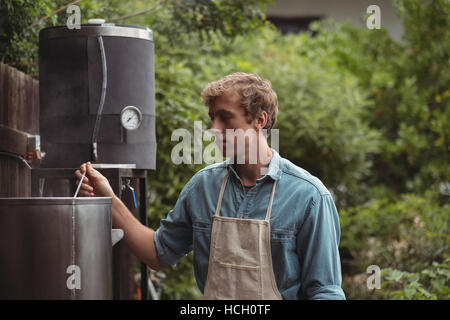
[225,148,282,182]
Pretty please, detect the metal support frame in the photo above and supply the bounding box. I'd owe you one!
[139,178,148,300]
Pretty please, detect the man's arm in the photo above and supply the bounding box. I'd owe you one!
[296,192,346,300]
[75,162,166,271]
[110,195,167,270]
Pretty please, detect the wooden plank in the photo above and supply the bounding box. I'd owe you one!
[0,63,39,132]
[17,70,26,132]
[0,63,7,126]
[7,65,18,129]
[31,78,39,134]
[24,74,38,134]
[23,74,32,133]
[0,125,28,155]
[0,156,30,197]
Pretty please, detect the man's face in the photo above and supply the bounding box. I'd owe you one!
[208,91,258,160]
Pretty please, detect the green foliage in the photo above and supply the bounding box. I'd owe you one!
[158,253,202,300]
[0,0,48,74]
[307,0,450,196]
[0,0,122,74]
[340,189,449,300]
[309,0,450,299]
[340,190,449,272]
[164,0,270,39]
[262,32,380,207]
[381,258,450,300]
[0,0,271,75]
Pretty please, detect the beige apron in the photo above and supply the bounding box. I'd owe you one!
[203,170,283,300]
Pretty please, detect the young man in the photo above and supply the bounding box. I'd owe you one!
[75,72,345,300]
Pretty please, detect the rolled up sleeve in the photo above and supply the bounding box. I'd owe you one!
[154,178,196,267]
[296,193,346,300]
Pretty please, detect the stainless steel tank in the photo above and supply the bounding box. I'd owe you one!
[0,197,113,299]
[39,24,156,169]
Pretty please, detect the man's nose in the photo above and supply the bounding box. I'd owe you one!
[209,119,224,141]
[210,118,224,132]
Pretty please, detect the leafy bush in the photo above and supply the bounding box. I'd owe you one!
[341,190,449,269]
[381,258,450,300]
[0,0,121,74]
[0,0,49,73]
[339,190,449,299]
[307,0,450,197]
[1,0,271,75]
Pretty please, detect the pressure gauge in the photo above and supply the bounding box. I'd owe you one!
[120,106,142,130]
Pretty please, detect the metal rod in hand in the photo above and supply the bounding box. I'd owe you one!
[73,171,87,198]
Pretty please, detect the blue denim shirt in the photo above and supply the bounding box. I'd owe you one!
[154,149,346,300]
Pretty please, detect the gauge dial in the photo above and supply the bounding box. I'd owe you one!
[120,106,142,130]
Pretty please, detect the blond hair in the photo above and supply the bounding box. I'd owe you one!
[201,72,278,134]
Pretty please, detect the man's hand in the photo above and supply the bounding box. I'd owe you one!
[74,162,115,198]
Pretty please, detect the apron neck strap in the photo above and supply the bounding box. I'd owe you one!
[265,179,277,221]
[214,169,278,221]
[214,170,230,217]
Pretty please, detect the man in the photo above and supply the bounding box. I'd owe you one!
[75,72,345,300]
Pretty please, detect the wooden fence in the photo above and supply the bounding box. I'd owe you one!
[0,62,39,197]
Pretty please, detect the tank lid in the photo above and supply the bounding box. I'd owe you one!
[39,24,153,41]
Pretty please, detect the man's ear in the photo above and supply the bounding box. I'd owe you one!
[256,111,268,130]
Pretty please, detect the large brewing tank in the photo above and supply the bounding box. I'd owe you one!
[39,23,156,169]
[0,197,112,299]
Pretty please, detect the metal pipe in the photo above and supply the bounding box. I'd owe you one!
[0,151,32,170]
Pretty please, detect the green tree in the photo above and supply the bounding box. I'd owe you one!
[307,0,450,197]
